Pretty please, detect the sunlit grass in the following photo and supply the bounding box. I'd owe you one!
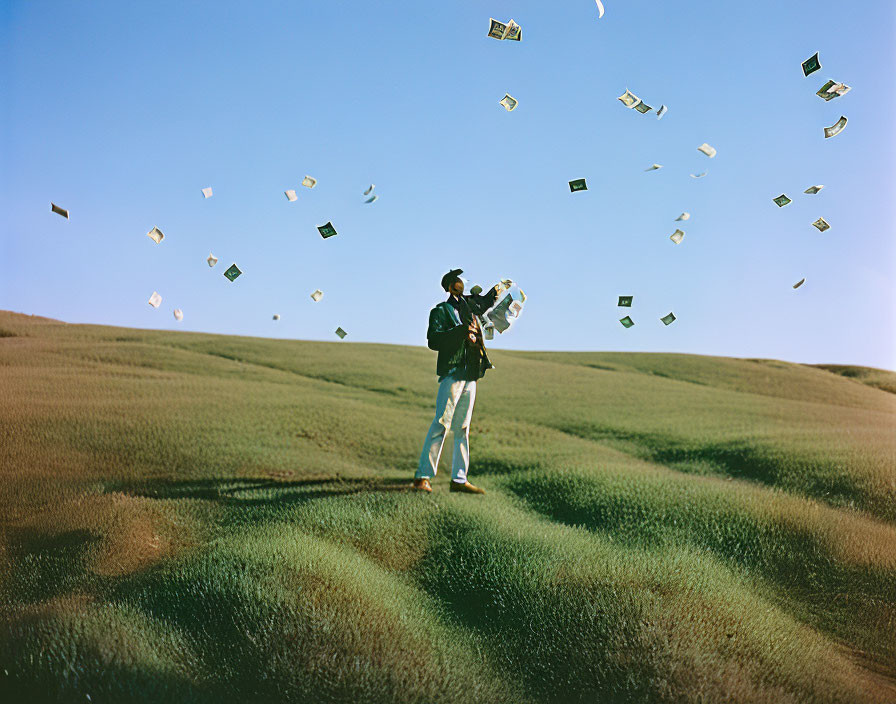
[1,310,894,703]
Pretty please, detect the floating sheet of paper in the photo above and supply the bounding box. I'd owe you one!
[824,116,847,139]
[302,175,317,188]
[619,316,634,328]
[285,189,297,201]
[310,289,323,302]
[502,19,521,40]
[224,263,242,281]
[802,52,821,76]
[661,312,676,325]
[634,102,652,114]
[596,0,605,18]
[148,292,162,308]
[318,221,337,238]
[364,195,378,204]
[363,184,375,196]
[335,327,347,339]
[568,178,588,192]
[773,194,792,207]
[690,172,707,178]
[645,163,662,171]
[670,229,685,244]
[793,278,806,289]
[656,104,667,119]
[816,80,851,101]
[207,253,218,267]
[147,226,164,244]
[201,187,213,198]
[499,93,518,111]
[618,296,633,307]
[617,89,640,108]
[675,212,690,221]
[812,217,830,232]
[487,18,521,40]
[804,185,824,194]
[480,280,526,334]
[697,143,717,158]
[51,203,69,219]
[487,18,507,39]
[173,309,183,321]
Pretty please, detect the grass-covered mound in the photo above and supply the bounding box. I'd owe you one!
[1,310,894,703]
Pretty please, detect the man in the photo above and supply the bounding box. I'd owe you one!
[413,269,499,494]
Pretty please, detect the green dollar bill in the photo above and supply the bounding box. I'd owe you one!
[568,178,587,192]
[801,52,821,76]
[618,296,633,307]
[670,229,685,244]
[773,194,792,207]
[503,20,521,40]
[816,80,836,101]
[499,93,518,111]
[619,316,634,328]
[824,116,847,139]
[617,89,640,108]
[812,217,830,232]
[660,312,676,326]
[224,264,242,281]
[634,102,652,114]
[487,18,507,39]
[51,202,69,219]
[318,221,338,238]
[793,278,806,289]
[803,185,824,194]
[335,327,347,339]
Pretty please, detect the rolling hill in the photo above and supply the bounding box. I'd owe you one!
[1,310,894,703]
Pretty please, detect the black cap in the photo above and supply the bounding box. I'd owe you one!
[441,268,463,292]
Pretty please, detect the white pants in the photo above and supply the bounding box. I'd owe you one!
[416,372,477,482]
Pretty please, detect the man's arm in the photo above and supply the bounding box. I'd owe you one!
[426,306,468,351]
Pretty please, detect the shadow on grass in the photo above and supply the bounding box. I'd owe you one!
[104,476,415,529]
[106,476,412,505]
[504,472,896,668]
[0,663,215,704]
[1,529,102,604]
[556,423,891,522]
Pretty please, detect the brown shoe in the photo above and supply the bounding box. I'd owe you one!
[449,481,485,495]
[412,478,433,493]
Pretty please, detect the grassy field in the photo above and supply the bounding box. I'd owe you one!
[1,309,894,703]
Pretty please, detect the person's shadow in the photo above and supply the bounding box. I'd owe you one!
[105,475,412,509]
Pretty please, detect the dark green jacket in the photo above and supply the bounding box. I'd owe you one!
[426,291,497,380]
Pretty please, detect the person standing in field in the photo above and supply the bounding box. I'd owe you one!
[413,269,499,494]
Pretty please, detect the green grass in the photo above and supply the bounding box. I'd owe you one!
[1,310,894,703]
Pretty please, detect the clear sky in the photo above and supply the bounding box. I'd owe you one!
[3,1,894,370]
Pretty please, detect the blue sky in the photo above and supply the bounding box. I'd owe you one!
[2,1,894,370]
